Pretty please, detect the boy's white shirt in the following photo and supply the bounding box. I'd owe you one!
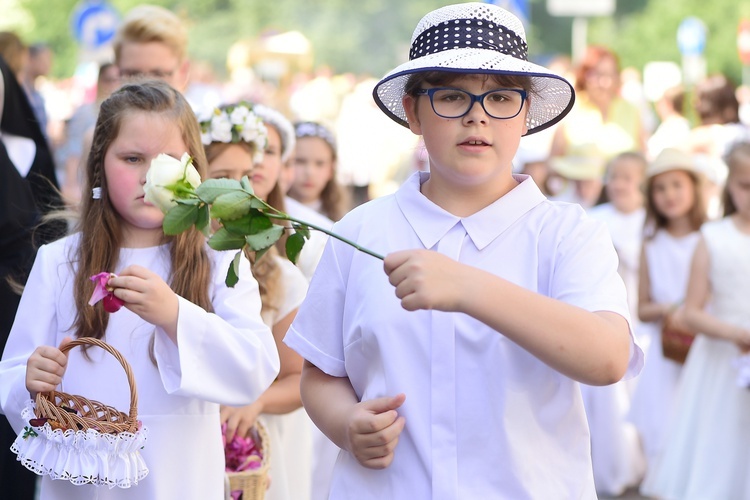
[285,172,643,500]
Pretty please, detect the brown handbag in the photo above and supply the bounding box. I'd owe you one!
[661,312,695,364]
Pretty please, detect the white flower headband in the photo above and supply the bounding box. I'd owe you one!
[198,102,268,163]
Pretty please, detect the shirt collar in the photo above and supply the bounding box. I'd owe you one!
[395,171,546,250]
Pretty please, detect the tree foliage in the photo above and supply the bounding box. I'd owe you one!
[7,0,750,86]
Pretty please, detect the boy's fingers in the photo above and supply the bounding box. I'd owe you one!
[361,393,406,415]
[383,252,411,275]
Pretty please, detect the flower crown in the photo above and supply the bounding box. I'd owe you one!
[199,102,268,163]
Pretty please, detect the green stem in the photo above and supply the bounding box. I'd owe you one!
[265,212,384,260]
[192,189,385,260]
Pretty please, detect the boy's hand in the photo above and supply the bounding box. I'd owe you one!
[220,402,263,442]
[384,250,466,312]
[109,265,178,332]
[25,337,72,396]
[346,394,406,469]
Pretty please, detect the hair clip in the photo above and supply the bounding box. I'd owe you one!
[92,187,102,199]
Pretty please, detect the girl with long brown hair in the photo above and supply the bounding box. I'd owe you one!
[0,81,279,500]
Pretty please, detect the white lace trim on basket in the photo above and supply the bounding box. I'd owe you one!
[11,400,149,488]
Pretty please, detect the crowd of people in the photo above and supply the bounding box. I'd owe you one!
[0,2,749,499]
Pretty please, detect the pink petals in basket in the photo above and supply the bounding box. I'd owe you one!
[88,272,124,313]
[222,422,263,473]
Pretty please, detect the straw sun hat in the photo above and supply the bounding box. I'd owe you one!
[646,148,703,179]
[373,2,575,136]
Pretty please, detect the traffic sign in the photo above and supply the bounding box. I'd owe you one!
[739,19,750,65]
[70,1,119,50]
[677,17,707,56]
[546,0,615,17]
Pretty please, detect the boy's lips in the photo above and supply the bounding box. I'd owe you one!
[459,137,490,146]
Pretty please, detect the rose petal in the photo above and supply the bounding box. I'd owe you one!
[103,294,124,313]
[88,272,113,306]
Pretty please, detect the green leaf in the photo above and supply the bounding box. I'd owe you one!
[250,198,268,209]
[293,223,311,240]
[225,260,239,288]
[225,250,243,288]
[175,197,202,206]
[211,191,253,221]
[240,176,254,194]
[245,224,285,251]
[221,211,253,235]
[249,213,273,232]
[208,227,247,251]
[195,178,243,203]
[285,231,306,263]
[196,204,210,233]
[163,203,199,235]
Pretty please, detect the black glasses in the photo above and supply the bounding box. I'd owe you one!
[415,87,527,120]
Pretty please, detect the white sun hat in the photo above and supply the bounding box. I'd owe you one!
[373,2,575,136]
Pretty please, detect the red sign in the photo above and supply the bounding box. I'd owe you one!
[739,19,750,65]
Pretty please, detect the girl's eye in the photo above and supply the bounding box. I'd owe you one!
[125,156,141,164]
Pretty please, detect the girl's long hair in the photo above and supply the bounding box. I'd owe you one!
[72,81,213,343]
[723,142,750,216]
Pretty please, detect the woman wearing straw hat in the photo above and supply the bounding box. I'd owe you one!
[284,4,643,498]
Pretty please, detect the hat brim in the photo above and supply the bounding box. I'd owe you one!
[373,48,575,136]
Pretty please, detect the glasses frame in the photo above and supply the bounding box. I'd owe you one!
[415,87,528,120]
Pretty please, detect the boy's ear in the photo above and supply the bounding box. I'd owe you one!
[176,59,191,93]
[402,95,422,135]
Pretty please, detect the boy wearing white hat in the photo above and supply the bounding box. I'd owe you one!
[284,4,642,499]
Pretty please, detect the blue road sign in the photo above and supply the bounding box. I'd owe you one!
[677,17,707,56]
[71,1,119,50]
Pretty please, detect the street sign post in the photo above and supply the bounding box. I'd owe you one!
[546,0,616,63]
[677,17,707,87]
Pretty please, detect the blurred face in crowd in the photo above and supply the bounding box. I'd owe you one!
[605,157,644,213]
[650,170,696,221]
[118,41,189,92]
[290,136,334,205]
[584,55,619,109]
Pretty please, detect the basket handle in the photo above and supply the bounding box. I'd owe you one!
[46,337,139,429]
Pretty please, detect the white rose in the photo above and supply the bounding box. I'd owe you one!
[144,153,202,213]
[181,153,202,189]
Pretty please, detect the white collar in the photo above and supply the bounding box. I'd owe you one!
[395,171,546,251]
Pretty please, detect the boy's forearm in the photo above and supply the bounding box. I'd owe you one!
[300,360,359,450]
[458,267,631,385]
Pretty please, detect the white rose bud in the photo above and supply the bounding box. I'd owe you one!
[211,113,233,143]
[144,153,202,213]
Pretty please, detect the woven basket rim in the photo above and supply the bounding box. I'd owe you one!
[226,421,270,499]
[34,337,139,434]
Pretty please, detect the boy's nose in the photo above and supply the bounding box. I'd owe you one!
[462,101,489,124]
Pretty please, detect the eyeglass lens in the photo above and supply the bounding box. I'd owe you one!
[430,89,524,119]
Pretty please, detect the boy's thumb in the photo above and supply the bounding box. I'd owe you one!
[365,393,406,414]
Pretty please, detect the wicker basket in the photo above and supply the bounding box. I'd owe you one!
[12,337,148,487]
[226,421,270,500]
[34,337,139,433]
